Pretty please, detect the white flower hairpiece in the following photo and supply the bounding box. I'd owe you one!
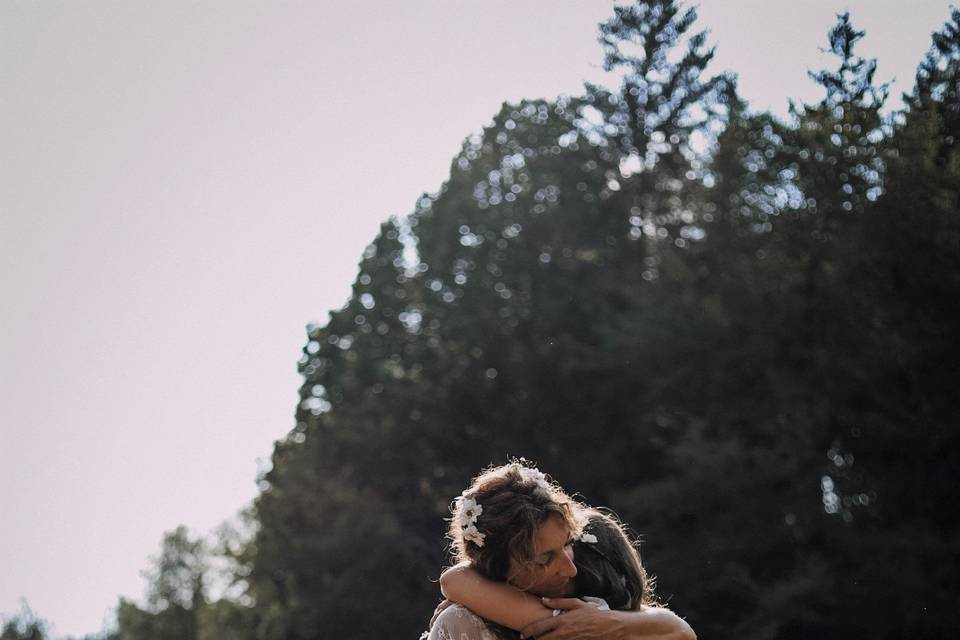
[580,532,598,544]
[522,467,548,486]
[456,495,486,547]
[462,524,485,547]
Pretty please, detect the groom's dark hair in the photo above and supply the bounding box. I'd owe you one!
[448,460,584,589]
[573,508,657,610]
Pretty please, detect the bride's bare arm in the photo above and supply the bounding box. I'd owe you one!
[439,563,555,631]
[440,566,697,640]
[520,597,697,640]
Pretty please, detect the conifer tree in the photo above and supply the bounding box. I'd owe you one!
[604,13,906,640]
[116,527,207,640]
[0,603,47,640]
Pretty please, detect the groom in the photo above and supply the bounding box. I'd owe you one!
[429,462,695,640]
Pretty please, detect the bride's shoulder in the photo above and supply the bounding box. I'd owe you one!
[429,604,499,640]
[433,603,485,626]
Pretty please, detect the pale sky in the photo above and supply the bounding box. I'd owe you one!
[1,1,953,637]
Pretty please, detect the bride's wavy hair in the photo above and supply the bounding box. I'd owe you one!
[572,508,658,610]
[448,460,584,590]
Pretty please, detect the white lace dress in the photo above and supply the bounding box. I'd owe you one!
[427,604,501,640]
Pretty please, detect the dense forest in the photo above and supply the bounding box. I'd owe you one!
[7,2,958,639]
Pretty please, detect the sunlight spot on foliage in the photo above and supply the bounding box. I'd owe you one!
[502,223,522,239]
[680,225,706,241]
[301,397,331,415]
[460,232,482,247]
[399,309,423,334]
[618,153,643,178]
[821,475,840,514]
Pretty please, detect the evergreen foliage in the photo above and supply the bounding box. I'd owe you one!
[1,603,46,640]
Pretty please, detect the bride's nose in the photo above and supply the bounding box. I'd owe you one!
[558,545,577,578]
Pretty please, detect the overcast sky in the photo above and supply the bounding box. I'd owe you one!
[1,1,953,636]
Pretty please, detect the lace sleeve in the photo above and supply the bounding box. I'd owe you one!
[427,604,500,640]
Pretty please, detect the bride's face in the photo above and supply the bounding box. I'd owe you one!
[509,514,578,597]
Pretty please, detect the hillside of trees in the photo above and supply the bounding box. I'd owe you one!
[7,2,958,639]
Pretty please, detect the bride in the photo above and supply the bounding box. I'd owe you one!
[427,461,696,640]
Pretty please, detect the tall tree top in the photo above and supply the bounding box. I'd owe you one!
[805,12,887,110]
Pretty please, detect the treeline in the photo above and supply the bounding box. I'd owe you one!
[8,2,959,639]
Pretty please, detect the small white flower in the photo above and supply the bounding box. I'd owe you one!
[456,494,485,546]
[457,496,482,527]
[580,532,598,544]
[462,524,486,547]
[522,467,548,487]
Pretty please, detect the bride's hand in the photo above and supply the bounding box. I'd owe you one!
[519,598,619,640]
[520,599,696,640]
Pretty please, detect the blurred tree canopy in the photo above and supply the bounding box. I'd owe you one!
[11,2,957,639]
[1,603,46,640]
[243,3,958,639]
[247,4,960,639]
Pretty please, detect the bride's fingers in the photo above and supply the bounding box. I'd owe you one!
[540,597,589,610]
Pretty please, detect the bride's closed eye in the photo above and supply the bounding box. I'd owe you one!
[533,541,575,570]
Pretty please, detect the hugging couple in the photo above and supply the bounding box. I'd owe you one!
[425,461,696,640]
